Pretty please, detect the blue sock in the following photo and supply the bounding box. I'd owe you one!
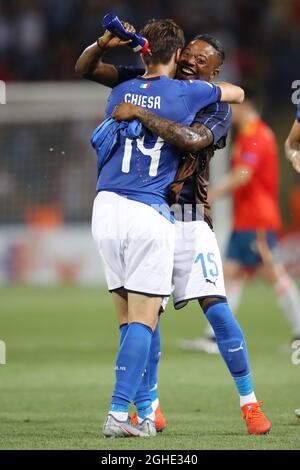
[134,365,153,420]
[111,322,153,411]
[204,300,254,397]
[119,323,128,347]
[134,322,161,418]
[113,323,130,414]
[234,374,254,396]
[149,322,161,404]
[134,321,161,409]
[120,323,153,418]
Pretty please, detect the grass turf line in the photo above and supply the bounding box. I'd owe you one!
[0,285,299,450]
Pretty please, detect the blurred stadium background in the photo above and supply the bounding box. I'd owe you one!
[1,0,300,450]
[1,0,300,284]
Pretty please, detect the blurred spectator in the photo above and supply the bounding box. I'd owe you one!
[0,0,299,225]
[0,0,297,89]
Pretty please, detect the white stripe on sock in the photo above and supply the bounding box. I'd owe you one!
[240,392,257,407]
[152,398,159,411]
[110,411,128,421]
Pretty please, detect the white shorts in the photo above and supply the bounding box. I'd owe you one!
[172,220,226,309]
[91,191,175,296]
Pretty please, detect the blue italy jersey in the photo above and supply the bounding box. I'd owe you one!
[194,102,232,143]
[97,75,221,209]
[178,102,232,226]
[179,102,232,206]
[297,100,300,122]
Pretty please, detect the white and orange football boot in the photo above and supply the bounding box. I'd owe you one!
[131,404,166,433]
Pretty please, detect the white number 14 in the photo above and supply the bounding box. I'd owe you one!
[122,136,164,177]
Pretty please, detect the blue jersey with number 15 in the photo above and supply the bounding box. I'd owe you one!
[97,75,221,208]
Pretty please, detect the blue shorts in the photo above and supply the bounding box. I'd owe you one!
[226,230,277,268]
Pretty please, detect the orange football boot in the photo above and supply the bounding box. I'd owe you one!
[154,405,167,432]
[241,401,272,435]
[131,405,166,433]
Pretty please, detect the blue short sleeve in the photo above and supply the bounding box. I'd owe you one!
[193,102,232,144]
[181,80,221,116]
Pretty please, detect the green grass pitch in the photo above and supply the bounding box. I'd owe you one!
[0,284,299,450]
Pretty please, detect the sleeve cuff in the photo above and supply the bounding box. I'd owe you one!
[215,85,222,102]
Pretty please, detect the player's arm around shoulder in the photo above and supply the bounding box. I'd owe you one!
[216,81,244,104]
[112,102,213,153]
[181,79,243,117]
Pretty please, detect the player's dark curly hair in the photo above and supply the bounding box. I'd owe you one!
[193,34,225,65]
[140,19,185,65]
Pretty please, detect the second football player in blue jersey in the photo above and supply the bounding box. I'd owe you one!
[111,39,271,435]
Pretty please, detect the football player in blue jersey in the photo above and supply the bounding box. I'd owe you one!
[77,25,272,435]
[111,43,272,435]
[75,18,266,432]
[285,100,300,173]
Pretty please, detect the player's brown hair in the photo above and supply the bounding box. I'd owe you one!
[140,19,185,65]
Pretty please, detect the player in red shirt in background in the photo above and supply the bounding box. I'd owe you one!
[181,93,300,353]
